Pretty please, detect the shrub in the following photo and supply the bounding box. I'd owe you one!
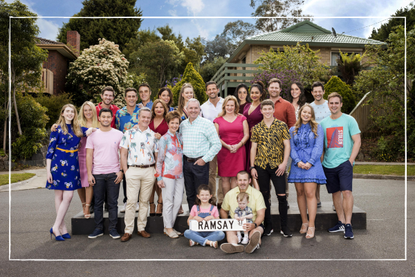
[324,76,356,114]
[172,62,207,106]
[35,93,73,128]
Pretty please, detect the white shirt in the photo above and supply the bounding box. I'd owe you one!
[310,100,331,124]
[120,127,158,166]
[200,97,224,122]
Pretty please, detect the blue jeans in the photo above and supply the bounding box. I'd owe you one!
[93,173,120,231]
[184,230,225,246]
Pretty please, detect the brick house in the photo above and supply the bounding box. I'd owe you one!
[35,31,80,95]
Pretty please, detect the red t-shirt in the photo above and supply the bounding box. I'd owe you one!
[96,102,119,129]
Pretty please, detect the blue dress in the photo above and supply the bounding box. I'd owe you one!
[288,123,326,184]
[45,124,87,190]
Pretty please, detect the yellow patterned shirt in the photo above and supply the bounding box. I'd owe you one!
[251,119,290,170]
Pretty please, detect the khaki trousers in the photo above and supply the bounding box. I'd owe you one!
[209,155,223,204]
[124,167,155,234]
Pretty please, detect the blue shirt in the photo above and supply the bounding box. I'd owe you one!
[115,105,140,133]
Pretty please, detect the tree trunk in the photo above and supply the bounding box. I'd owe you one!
[12,82,22,136]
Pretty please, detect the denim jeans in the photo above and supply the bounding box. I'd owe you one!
[93,173,120,231]
[184,230,225,246]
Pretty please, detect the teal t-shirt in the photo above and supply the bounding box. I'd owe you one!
[320,114,361,168]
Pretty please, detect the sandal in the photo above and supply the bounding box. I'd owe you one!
[209,241,218,249]
[82,202,86,217]
[149,202,155,216]
[84,204,91,219]
[189,239,198,247]
[156,202,163,217]
[306,227,315,239]
[299,223,309,234]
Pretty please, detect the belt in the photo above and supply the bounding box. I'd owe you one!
[56,147,78,153]
[129,164,155,168]
[184,156,203,163]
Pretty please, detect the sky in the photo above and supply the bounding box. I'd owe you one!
[6,0,413,42]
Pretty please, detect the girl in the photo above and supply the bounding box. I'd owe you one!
[158,87,175,112]
[288,82,307,119]
[177,83,194,120]
[288,104,326,239]
[235,83,250,114]
[184,185,225,248]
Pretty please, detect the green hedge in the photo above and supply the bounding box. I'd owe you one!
[324,76,356,114]
[172,62,207,106]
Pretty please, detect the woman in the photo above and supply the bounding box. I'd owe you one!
[214,96,249,196]
[242,82,267,190]
[77,101,99,218]
[155,111,184,238]
[149,99,169,216]
[235,83,250,114]
[177,83,194,120]
[158,87,175,112]
[46,104,87,241]
[288,104,326,239]
[288,82,307,119]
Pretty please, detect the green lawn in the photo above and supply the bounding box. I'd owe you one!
[354,165,415,176]
[0,173,36,186]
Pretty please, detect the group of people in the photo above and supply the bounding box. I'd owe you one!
[45,79,361,255]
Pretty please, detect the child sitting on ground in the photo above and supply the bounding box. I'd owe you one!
[234,192,253,245]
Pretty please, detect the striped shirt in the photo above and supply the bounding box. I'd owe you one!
[180,116,221,163]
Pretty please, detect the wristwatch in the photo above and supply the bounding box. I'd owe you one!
[120,169,124,173]
[254,223,258,228]
[250,166,255,171]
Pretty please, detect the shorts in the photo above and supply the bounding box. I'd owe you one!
[323,160,353,193]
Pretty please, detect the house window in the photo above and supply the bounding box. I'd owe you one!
[331,51,362,66]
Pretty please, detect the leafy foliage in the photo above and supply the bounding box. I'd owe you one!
[172,63,207,106]
[56,0,142,51]
[34,93,73,128]
[324,76,356,114]
[336,50,365,86]
[221,20,258,53]
[199,57,227,83]
[203,35,232,62]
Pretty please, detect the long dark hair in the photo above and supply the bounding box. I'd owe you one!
[194,185,214,206]
[250,81,267,102]
[288,82,306,107]
[235,83,251,104]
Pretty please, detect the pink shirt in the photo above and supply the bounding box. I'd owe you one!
[86,129,123,175]
[190,205,219,218]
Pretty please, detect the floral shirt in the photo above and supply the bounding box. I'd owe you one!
[120,127,158,166]
[115,105,140,133]
[155,130,183,181]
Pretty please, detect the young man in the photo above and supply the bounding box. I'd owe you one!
[181,98,221,211]
[137,83,153,109]
[321,92,361,239]
[120,107,158,242]
[86,108,124,239]
[250,99,292,237]
[200,81,224,206]
[96,86,120,128]
[220,171,266,254]
[309,81,331,208]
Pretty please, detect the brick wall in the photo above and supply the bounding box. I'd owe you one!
[42,51,68,95]
[67,31,80,56]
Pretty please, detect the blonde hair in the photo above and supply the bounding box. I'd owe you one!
[218,95,239,117]
[151,99,168,119]
[293,104,318,138]
[237,192,249,202]
[177,83,194,115]
[78,101,99,128]
[56,104,83,137]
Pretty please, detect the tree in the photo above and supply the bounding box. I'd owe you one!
[123,28,160,60]
[199,57,227,83]
[57,0,142,51]
[203,34,232,62]
[0,0,48,142]
[336,50,365,86]
[172,63,207,106]
[221,20,258,52]
[250,0,312,32]
[324,76,356,114]
[66,38,133,106]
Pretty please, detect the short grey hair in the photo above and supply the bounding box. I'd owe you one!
[186,98,200,109]
[138,107,152,117]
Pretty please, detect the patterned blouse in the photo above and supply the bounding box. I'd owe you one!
[251,119,290,170]
[155,130,183,181]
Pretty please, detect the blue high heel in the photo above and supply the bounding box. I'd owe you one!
[50,228,65,241]
[61,233,71,239]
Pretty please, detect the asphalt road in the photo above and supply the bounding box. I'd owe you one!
[0,176,414,276]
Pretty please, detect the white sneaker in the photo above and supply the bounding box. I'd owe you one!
[237,231,242,243]
[136,202,139,212]
[120,203,126,213]
[241,235,249,245]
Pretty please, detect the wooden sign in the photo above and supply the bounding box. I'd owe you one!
[189,219,246,232]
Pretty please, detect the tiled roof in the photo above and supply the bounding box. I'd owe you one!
[35,37,64,45]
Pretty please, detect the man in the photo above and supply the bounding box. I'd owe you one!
[96,86,120,129]
[200,81,224,206]
[321,92,361,239]
[250,99,292,237]
[220,171,266,254]
[115,88,140,212]
[120,107,158,242]
[181,98,221,211]
[137,83,153,109]
[86,108,124,239]
[309,81,331,208]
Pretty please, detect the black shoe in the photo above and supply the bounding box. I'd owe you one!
[89,205,94,214]
[317,202,321,208]
[280,226,292,238]
[264,227,274,236]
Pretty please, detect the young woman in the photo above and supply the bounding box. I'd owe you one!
[288,82,307,119]
[177,83,194,120]
[288,104,326,239]
[158,87,175,112]
[242,82,267,190]
[235,83,250,114]
[214,96,249,196]
[77,101,99,218]
[46,104,88,241]
[149,99,169,216]
[155,111,184,238]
